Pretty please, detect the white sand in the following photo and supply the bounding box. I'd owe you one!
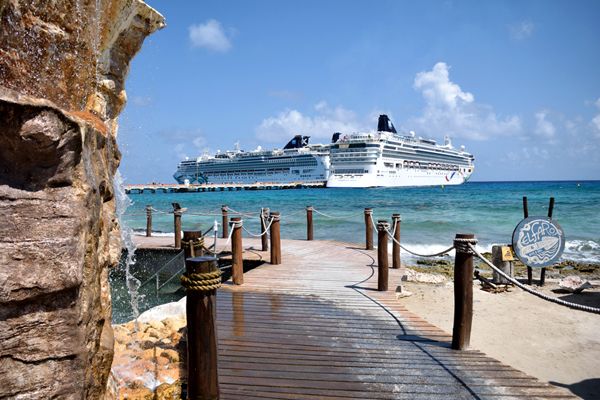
[399,278,600,399]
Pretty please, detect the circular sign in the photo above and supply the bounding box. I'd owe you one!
[512,216,565,268]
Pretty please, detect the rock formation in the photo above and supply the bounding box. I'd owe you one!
[0,1,164,398]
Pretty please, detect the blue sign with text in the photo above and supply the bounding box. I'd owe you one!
[512,216,565,268]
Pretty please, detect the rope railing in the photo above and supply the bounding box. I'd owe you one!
[241,214,275,237]
[226,206,259,217]
[381,218,456,257]
[468,243,600,314]
[213,222,237,254]
[311,207,364,221]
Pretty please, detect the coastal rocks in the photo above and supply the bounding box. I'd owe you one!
[112,318,186,398]
[0,1,163,399]
[558,275,593,293]
[112,298,187,398]
[402,268,448,284]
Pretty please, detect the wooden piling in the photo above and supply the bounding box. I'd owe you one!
[260,207,269,251]
[145,205,152,237]
[452,233,475,351]
[364,208,373,250]
[270,212,281,265]
[523,196,533,285]
[231,217,243,285]
[183,230,203,258]
[184,256,220,399]
[377,220,389,291]
[539,197,555,286]
[491,245,513,284]
[221,205,229,239]
[391,214,401,269]
[306,206,313,241]
[173,208,183,249]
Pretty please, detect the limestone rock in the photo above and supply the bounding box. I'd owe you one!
[558,275,593,293]
[0,1,164,399]
[402,268,448,284]
[112,317,185,399]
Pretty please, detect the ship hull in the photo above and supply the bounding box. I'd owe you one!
[327,168,471,188]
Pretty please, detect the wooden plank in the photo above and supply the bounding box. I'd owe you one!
[132,237,576,399]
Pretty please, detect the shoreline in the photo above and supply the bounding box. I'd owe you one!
[398,276,600,399]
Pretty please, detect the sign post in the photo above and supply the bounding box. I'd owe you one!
[512,197,565,286]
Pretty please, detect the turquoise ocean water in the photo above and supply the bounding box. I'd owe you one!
[122,181,600,264]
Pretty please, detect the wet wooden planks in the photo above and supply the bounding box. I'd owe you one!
[209,239,575,399]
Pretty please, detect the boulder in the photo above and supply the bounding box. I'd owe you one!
[0,1,164,398]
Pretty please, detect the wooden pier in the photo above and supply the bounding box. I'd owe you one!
[125,181,326,194]
[132,236,575,399]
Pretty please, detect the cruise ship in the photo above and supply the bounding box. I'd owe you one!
[327,115,474,187]
[173,136,330,185]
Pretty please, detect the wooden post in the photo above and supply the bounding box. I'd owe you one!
[306,206,313,241]
[377,220,389,291]
[260,207,269,251]
[183,230,203,259]
[452,233,475,351]
[145,205,152,237]
[173,207,183,249]
[221,205,228,239]
[491,245,513,284]
[391,214,401,269]
[269,211,281,265]
[523,196,533,285]
[540,197,555,286]
[364,208,373,250]
[185,256,220,399]
[231,217,243,285]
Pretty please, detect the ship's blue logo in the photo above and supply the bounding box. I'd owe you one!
[512,216,565,268]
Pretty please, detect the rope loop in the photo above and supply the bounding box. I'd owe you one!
[270,213,281,222]
[180,269,222,292]
[454,237,478,254]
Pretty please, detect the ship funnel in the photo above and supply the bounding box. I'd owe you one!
[377,114,397,133]
[331,132,341,143]
[444,135,452,147]
[283,135,310,149]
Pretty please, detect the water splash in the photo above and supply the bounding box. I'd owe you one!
[114,170,142,325]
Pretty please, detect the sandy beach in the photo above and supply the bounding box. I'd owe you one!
[399,276,600,399]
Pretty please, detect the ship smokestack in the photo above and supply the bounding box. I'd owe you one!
[331,132,341,143]
[377,114,397,133]
[283,135,310,149]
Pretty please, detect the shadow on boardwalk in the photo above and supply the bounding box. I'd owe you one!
[212,238,576,399]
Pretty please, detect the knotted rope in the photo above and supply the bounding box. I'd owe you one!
[454,237,478,254]
[181,237,205,257]
[180,269,222,292]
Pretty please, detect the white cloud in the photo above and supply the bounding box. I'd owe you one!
[159,128,210,160]
[534,110,556,138]
[510,20,535,40]
[189,19,232,52]
[131,95,152,107]
[256,102,365,143]
[410,62,521,140]
[592,98,600,136]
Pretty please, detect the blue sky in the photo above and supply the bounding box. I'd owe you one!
[118,0,600,183]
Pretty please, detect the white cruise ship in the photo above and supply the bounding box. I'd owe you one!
[173,136,330,185]
[327,115,474,188]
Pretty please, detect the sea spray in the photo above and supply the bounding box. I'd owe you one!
[114,170,143,326]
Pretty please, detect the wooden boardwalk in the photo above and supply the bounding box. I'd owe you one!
[134,236,576,399]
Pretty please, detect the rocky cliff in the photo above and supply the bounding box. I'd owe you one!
[0,1,164,398]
